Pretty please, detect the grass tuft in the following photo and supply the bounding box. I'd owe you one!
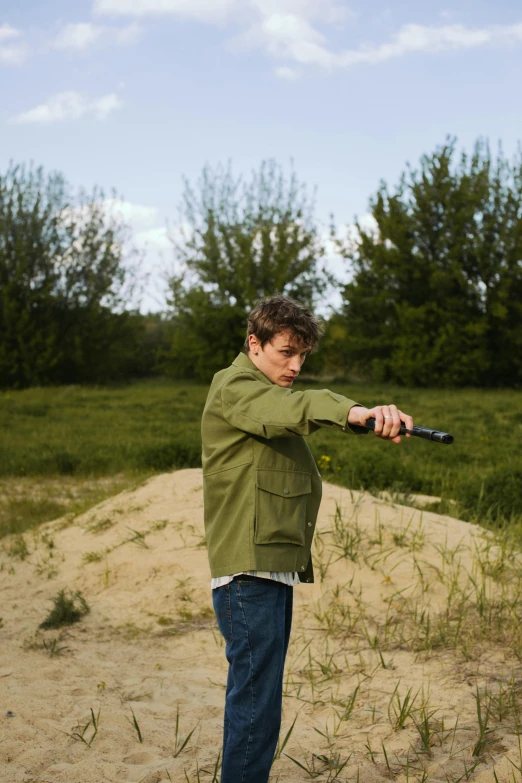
[126,708,143,743]
[39,589,90,629]
[173,704,199,758]
[66,707,100,747]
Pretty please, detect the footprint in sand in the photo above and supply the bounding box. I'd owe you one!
[123,751,155,765]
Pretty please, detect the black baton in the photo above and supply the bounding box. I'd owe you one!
[364,418,454,445]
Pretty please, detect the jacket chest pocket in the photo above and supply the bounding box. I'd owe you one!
[254,470,311,546]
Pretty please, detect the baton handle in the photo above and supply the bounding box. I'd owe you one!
[364,418,454,445]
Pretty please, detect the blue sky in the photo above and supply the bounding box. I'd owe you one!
[1,0,522,310]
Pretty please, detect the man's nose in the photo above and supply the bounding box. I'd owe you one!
[289,356,301,373]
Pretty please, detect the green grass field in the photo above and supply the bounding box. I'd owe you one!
[1,379,521,539]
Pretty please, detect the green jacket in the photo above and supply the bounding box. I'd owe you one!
[201,352,364,583]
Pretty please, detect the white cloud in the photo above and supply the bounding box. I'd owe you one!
[9,91,123,124]
[93,0,237,21]
[275,65,301,80]
[315,212,381,312]
[93,0,522,73]
[102,199,175,311]
[0,22,29,65]
[93,93,124,119]
[0,22,21,41]
[60,198,163,234]
[92,0,352,33]
[236,13,335,67]
[243,20,517,69]
[115,22,141,43]
[240,19,522,70]
[53,22,104,50]
[103,198,161,229]
[344,23,492,65]
[498,22,522,41]
[134,226,172,251]
[250,0,352,25]
[94,0,350,24]
[52,21,141,50]
[103,199,173,250]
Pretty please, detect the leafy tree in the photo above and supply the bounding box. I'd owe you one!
[162,160,330,380]
[331,138,522,386]
[0,163,140,387]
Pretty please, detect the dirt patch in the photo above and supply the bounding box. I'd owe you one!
[1,470,521,782]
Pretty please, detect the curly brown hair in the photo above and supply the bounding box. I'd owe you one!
[244,295,323,353]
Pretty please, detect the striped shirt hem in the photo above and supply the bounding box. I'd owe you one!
[211,571,300,589]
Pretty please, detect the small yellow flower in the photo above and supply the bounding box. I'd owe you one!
[317,455,332,472]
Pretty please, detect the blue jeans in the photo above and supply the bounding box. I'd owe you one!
[212,575,293,783]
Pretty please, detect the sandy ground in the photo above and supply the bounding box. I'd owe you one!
[1,469,521,783]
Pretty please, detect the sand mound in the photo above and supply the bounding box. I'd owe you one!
[1,469,521,782]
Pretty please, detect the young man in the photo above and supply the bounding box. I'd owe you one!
[201,295,413,783]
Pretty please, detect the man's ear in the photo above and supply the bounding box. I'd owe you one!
[248,334,259,354]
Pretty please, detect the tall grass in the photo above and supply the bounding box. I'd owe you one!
[310,381,522,521]
[1,379,521,538]
[0,380,204,477]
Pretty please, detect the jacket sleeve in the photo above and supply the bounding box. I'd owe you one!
[220,370,367,439]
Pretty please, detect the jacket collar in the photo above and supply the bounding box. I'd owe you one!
[232,352,272,383]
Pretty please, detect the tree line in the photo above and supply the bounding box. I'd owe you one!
[1,138,521,389]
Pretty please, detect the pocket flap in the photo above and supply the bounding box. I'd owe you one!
[256,470,311,498]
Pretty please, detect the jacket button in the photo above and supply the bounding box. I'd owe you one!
[301,566,305,571]
[283,488,289,495]
[308,523,312,527]
[338,415,343,421]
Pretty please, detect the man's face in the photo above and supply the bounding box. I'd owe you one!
[248,330,310,387]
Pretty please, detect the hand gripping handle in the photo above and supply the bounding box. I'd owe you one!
[364,418,454,445]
